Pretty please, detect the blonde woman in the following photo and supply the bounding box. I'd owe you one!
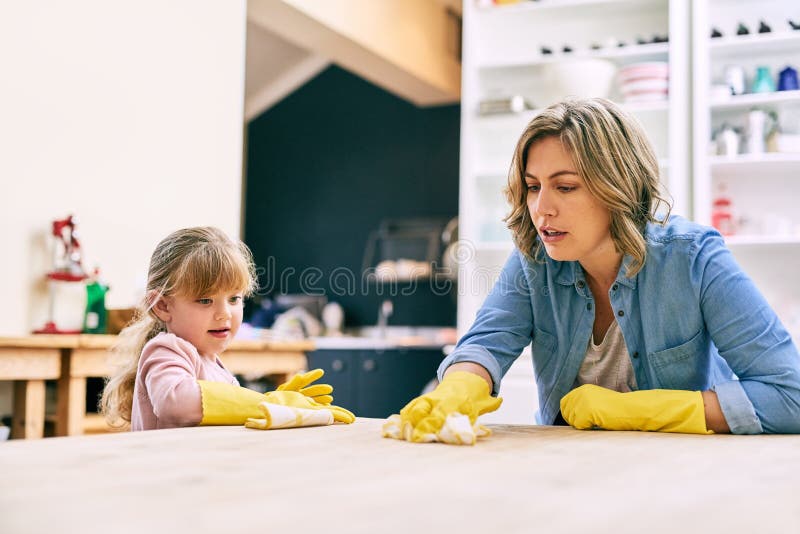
[387,98,800,444]
[101,226,354,431]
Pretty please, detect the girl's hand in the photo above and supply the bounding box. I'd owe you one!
[275,368,334,405]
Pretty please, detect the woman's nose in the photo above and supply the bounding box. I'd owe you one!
[532,188,556,217]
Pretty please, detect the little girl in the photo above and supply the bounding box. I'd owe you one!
[101,226,354,430]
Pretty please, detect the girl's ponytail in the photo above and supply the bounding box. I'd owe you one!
[100,309,164,427]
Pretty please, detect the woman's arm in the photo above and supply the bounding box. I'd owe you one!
[692,231,800,433]
[438,251,535,395]
[701,390,730,433]
[444,361,493,390]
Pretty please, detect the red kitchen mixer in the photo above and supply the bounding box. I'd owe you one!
[34,215,89,334]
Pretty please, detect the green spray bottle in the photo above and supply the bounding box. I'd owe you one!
[83,267,109,334]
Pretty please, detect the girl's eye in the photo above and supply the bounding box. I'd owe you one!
[229,296,243,304]
[196,298,212,305]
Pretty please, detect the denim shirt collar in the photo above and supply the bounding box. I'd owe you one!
[551,254,638,290]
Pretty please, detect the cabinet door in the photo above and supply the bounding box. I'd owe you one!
[306,350,358,414]
[356,348,444,418]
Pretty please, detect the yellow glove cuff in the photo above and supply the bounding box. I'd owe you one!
[198,380,266,426]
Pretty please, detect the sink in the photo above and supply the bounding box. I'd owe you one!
[311,326,457,350]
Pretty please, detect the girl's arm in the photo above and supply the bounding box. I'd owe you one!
[139,341,205,427]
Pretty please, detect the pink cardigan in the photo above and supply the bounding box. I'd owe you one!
[131,332,239,431]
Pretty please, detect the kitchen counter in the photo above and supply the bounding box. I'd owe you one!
[2,419,798,533]
[0,335,312,438]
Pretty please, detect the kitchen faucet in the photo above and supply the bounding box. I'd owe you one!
[377,299,393,339]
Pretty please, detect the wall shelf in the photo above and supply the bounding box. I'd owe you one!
[710,31,800,58]
[478,42,669,70]
[710,90,800,110]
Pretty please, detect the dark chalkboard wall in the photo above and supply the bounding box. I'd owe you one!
[244,66,460,327]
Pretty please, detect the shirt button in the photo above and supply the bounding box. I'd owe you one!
[587,302,592,310]
[612,283,618,291]
[577,280,585,288]
[617,310,625,317]
[633,352,639,358]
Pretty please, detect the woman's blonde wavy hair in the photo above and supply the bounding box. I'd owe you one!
[100,226,257,428]
[504,97,671,277]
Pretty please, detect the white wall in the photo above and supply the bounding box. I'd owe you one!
[0,1,247,336]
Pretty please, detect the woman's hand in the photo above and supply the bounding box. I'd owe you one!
[560,384,713,434]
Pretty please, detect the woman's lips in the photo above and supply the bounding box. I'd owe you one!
[540,228,567,243]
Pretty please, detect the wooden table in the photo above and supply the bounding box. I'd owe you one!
[1,420,798,533]
[0,335,311,439]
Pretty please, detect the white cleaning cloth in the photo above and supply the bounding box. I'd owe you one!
[245,402,334,430]
[381,413,492,446]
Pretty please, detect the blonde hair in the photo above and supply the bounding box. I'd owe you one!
[504,97,671,277]
[100,226,257,427]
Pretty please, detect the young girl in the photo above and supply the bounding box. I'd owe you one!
[101,226,354,430]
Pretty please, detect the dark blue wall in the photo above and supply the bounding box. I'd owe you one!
[244,66,460,327]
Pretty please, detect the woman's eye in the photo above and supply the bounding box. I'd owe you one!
[526,184,540,192]
[558,186,576,193]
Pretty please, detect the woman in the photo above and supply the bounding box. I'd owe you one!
[386,98,800,444]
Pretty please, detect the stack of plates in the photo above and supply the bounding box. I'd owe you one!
[618,62,669,102]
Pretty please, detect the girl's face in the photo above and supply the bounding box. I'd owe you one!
[154,288,244,358]
[525,136,616,269]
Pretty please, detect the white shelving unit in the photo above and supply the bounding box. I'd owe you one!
[459,0,690,423]
[460,0,690,334]
[692,0,800,341]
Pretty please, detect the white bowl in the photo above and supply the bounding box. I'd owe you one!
[542,59,617,99]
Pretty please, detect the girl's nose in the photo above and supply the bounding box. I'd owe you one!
[215,304,232,320]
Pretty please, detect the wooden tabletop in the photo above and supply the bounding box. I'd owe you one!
[1,419,798,533]
[0,334,315,352]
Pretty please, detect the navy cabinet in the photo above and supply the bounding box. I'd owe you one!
[307,348,444,418]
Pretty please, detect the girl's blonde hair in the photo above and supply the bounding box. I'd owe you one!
[504,97,671,277]
[100,226,257,427]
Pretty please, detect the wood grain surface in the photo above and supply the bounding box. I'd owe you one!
[1,419,798,533]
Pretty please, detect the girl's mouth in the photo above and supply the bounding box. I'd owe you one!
[208,328,230,338]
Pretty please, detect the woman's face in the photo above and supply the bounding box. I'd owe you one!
[525,136,616,267]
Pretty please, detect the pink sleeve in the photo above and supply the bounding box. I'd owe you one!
[139,343,203,427]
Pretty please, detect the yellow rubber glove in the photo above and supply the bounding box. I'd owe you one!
[275,368,333,405]
[198,380,270,425]
[397,371,502,444]
[263,390,356,424]
[560,384,713,434]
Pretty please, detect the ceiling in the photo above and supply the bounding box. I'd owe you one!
[244,0,461,121]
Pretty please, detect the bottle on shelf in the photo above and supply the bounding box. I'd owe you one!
[83,267,109,334]
[711,182,736,236]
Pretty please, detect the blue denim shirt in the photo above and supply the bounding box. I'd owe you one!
[439,216,800,434]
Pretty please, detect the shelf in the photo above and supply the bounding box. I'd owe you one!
[478,42,669,69]
[710,90,800,110]
[476,99,666,125]
[476,0,667,15]
[710,153,800,174]
[709,31,800,59]
[724,235,800,247]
